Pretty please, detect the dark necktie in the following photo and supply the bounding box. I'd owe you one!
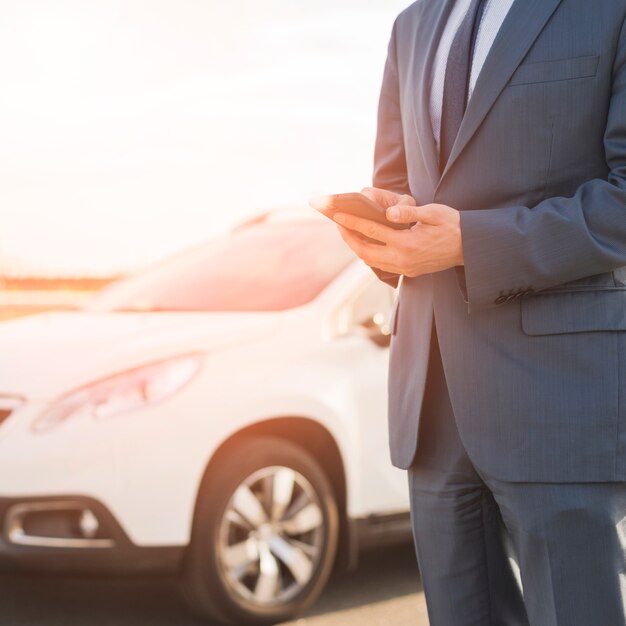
[439,0,488,172]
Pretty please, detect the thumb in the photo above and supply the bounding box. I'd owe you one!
[386,203,420,224]
[386,203,419,224]
[387,203,441,225]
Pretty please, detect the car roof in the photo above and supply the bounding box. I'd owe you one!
[232,207,326,231]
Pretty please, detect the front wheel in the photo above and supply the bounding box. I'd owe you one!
[182,436,340,624]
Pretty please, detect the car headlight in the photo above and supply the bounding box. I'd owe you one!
[33,353,204,433]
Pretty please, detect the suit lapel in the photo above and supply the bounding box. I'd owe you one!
[411,0,457,190]
[436,0,564,190]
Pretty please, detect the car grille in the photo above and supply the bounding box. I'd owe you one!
[0,396,24,427]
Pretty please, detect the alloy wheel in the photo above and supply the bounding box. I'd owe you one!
[216,465,325,607]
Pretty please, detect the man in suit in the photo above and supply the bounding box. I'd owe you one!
[329,0,626,623]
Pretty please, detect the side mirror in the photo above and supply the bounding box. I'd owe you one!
[357,313,391,348]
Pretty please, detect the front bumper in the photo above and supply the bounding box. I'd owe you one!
[0,396,210,547]
[0,496,184,574]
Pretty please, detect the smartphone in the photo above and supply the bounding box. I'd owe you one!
[316,192,410,231]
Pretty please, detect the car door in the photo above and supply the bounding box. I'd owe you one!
[340,277,410,515]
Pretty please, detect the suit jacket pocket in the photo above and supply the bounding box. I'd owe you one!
[510,54,599,86]
[521,288,626,335]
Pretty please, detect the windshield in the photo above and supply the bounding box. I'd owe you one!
[84,219,355,312]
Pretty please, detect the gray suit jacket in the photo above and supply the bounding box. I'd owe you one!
[375,0,626,480]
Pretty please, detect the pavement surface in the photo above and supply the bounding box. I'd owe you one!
[0,544,429,626]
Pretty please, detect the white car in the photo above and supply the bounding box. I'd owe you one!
[0,210,411,624]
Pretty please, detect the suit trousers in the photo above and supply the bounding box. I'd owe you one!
[407,321,626,626]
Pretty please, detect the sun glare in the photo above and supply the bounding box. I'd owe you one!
[0,0,409,276]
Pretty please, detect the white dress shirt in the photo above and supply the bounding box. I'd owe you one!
[429,0,516,148]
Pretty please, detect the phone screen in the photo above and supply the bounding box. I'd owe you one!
[314,193,409,231]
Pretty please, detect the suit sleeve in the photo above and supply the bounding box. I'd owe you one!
[370,20,412,290]
[459,14,626,313]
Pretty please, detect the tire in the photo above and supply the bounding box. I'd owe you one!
[182,436,340,624]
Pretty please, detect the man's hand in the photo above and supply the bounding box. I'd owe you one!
[333,187,464,277]
[360,186,416,212]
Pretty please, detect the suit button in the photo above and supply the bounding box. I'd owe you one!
[495,294,508,305]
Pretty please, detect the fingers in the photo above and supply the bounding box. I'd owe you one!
[308,194,329,212]
[360,186,415,209]
[334,201,461,278]
[336,224,376,260]
[360,187,377,199]
[398,194,416,206]
[336,225,401,272]
[360,186,390,208]
[332,211,399,244]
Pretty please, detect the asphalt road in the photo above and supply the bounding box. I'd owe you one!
[0,544,429,626]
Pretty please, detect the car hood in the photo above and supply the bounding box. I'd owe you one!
[0,310,283,399]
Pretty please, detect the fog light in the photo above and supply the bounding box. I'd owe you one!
[79,509,100,539]
[5,501,114,548]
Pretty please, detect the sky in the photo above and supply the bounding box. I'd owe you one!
[0,0,410,276]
